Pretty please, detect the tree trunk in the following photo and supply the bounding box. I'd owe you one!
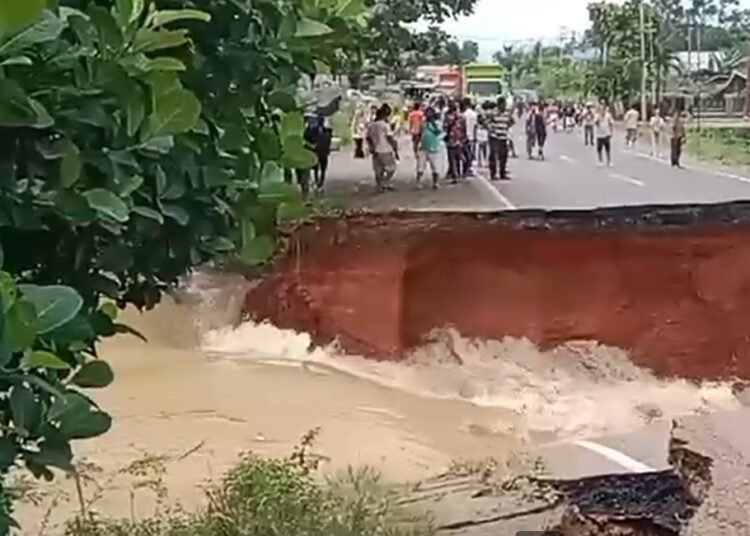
[745,39,750,118]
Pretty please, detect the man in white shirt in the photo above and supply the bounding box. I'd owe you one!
[462,98,479,176]
[649,109,666,157]
[624,105,640,147]
[595,104,615,166]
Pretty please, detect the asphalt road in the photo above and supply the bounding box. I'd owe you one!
[487,128,750,210]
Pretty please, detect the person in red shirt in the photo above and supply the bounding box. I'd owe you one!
[408,102,425,156]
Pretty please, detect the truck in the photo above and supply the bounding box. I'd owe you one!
[462,63,506,105]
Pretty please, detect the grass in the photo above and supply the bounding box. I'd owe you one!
[60,431,432,536]
[685,126,750,167]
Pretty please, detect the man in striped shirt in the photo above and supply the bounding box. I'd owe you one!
[485,97,514,181]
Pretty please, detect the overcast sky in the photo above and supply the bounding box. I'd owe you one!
[440,0,750,59]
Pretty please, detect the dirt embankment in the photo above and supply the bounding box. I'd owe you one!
[244,202,750,380]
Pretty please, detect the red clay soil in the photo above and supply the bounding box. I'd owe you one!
[243,211,750,380]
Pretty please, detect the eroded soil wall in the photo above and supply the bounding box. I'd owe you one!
[244,204,750,380]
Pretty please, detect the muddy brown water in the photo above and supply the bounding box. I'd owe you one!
[16,271,740,534]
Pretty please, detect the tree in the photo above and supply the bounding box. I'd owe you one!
[0,0,365,531]
[355,0,480,77]
[460,40,479,63]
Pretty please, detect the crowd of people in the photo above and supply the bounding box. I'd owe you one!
[345,95,692,195]
[353,95,519,192]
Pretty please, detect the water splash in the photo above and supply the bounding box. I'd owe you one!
[202,316,739,441]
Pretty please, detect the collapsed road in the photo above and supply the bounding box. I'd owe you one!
[245,201,750,380]
[240,199,750,534]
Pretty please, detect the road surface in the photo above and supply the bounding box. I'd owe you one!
[326,129,750,213]
[486,130,750,210]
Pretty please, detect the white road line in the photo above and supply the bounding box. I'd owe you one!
[625,149,750,183]
[572,439,656,473]
[560,155,577,164]
[715,170,750,184]
[609,172,644,187]
[475,174,516,209]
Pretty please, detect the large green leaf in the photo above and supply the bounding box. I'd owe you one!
[295,18,333,38]
[0,10,65,56]
[336,0,366,17]
[10,385,42,436]
[84,189,130,223]
[27,440,73,472]
[55,393,112,440]
[122,84,145,137]
[240,236,275,265]
[162,204,189,225]
[147,9,211,29]
[23,350,70,370]
[0,0,46,39]
[282,139,318,169]
[71,361,114,389]
[18,284,83,334]
[60,140,81,188]
[115,0,145,26]
[5,300,37,351]
[145,88,201,138]
[133,28,189,52]
[281,111,304,137]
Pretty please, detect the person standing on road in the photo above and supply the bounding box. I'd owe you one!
[583,104,595,147]
[408,102,425,157]
[366,104,399,192]
[476,102,491,168]
[595,104,614,166]
[416,107,443,190]
[486,97,514,181]
[670,110,686,168]
[305,115,333,194]
[444,101,467,182]
[650,109,666,157]
[462,98,478,176]
[624,105,640,147]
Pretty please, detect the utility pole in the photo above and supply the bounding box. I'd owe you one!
[639,0,648,119]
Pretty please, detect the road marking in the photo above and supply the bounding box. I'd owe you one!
[715,170,750,183]
[572,439,656,473]
[560,155,577,164]
[609,172,644,187]
[624,149,750,183]
[475,174,516,209]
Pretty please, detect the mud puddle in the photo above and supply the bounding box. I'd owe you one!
[16,271,740,534]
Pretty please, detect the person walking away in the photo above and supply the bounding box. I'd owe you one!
[408,102,425,157]
[670,110,686,168]
[583,104,595,147]
[533,104,547,160]
[486,97,514,181]
[310,116,333,193]
[595,105,614,166]
[444,101,467,182]
[624,105,640,147]
[462,98,478,176]
[650,109,666,157]
[366,104,399,192]
[525,103,539,159]
[417,107,443,189]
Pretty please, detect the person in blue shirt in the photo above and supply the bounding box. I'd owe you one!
[417,107,443,190]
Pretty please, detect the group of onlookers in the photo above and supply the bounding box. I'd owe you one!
[352,96,518,191]
[349,94,694,194]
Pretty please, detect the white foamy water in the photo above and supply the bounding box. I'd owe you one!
[202,318,739,442]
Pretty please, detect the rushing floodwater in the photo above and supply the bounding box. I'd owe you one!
[17,269,740,533]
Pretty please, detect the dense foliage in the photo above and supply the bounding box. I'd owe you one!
[0,0,366,532]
